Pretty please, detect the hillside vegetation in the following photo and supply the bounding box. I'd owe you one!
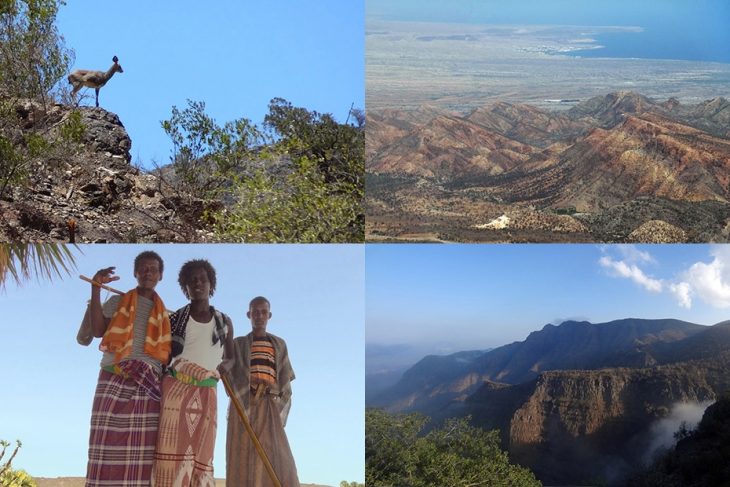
[0,0,363,243]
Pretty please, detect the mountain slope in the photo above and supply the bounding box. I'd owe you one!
[366,92,730,242]
[368,114,537,179]
[466,101,587,147]
[371,318,708,416]
[370,318,730,485]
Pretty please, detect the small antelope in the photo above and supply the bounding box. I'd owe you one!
[68,55,124,107]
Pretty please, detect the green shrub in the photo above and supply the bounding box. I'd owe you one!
[58,109,85,145]
[0,0,74,103]
[0,468,37,487]
[366,409,542,487]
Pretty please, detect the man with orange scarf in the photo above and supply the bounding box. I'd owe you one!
[84,250,171,486]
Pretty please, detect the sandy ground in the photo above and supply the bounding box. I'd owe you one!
[36,478,330,487]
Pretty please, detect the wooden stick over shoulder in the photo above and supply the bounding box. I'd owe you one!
[79,275,174,314]
[80,275,124,295]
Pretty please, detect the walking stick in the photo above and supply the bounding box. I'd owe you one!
[80,275,283,487]
[221,373,283,487]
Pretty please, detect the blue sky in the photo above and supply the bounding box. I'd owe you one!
[366,244,730,355]
[56,1,364,169]
[0,244,364,485]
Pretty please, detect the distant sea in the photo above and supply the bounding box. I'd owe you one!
[566,28,730,64]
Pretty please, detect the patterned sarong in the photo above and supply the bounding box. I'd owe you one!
[152,359,219,487]
[86,360,161,486]
[226,393,301,487]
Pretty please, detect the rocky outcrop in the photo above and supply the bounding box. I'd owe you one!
[0,98,217,242]
[627,219,688,243]
[73,108,132,162]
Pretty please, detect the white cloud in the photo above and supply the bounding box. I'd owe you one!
[599,256,663,293]
[644,400,713,464]
[669,282,692,308]
[617,245,655,264]
[681,247,730,308]
[599,245,730,310]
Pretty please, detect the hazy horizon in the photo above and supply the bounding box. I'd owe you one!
[368,0,730,63]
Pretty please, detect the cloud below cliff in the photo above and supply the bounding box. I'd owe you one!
[643,400,714,464]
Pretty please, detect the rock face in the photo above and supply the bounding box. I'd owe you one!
[75,108,132,162]
[504,359,729,485]
[0,98,216,242]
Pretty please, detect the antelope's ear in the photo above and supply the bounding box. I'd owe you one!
[113,55,119,63]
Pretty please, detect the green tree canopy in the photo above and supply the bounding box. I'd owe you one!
[0,0,73,102]
[161,98,364,242]
[0,0,76,199]
[366,408,542,487]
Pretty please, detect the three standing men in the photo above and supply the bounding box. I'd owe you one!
[81,252,299,486]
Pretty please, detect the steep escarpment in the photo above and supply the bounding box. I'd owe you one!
[504,355,730,485]
[509,361,725,445]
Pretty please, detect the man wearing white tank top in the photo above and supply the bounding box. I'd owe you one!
[151,259,234,487]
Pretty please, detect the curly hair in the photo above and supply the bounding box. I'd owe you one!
[178,259,217,298]
[134,250,164,274]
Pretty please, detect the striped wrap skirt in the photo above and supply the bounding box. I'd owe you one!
[226,391,300,487]
[86,360,162,486]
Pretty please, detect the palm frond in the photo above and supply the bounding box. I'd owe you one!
[0,243,79,290]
